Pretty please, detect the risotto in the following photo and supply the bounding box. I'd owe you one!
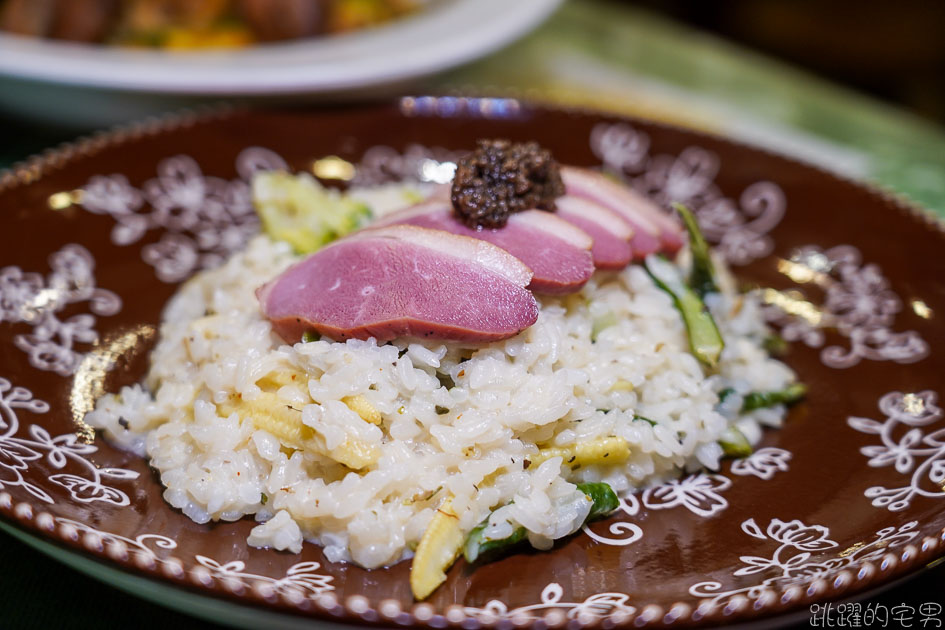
[86,170,798,598]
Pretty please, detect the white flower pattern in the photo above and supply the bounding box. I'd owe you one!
[581,494,644,546]
[848,390,945,511]
[463,582,635,623]
[80,147,286,282]
[730,447,792,480]
[585,456,792,548]
[352,143,462,186]
[763,245,928,368]
[641,473,732,517]
[195,556,333,597]
[591,122,786,265]
[55,518,333,596]
[0,378,138,505]
[0,245,121,376]
[689,518,918,608]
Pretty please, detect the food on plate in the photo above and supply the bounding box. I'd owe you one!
[258,224,539,343]
[561,166,685,256]
[372,200,595,294]
[0,0,430,49]
[450,139,564,228]
[553,195,634,269]
[86,139,804,601]
[462,482,617,565]
[253,170,372,254]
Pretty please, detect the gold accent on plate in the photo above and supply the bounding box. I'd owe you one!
[47,189,84,210]
[838,542,866,558]
[311,156,355,181]
[776,258,831,287]
[902,393,926,416]
[760,288,829,327]
[911,299,933,319]
[69,324,155,442]
[789,250,833,273]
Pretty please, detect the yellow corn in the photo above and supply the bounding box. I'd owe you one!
[609,380,634,392]
[342,394,382,425]
[563,293,587,313]
[530,436,630,469]
[410,498,463,600]
[219,392,309,448]
[219,392,378,470]
[257,370,306,392]
[190,314,225,334]
[402,486,442,506]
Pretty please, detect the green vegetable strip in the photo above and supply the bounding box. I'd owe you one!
[463,482,620,564]
[742,383,808,412]
[462,522,527,564]
[644,256,724,368]
[633,414,657,426]
[253,171,372,254]
[718,426,753,457]
[673,202,718,298]
[762,333,788,356]
[577,482,619,520]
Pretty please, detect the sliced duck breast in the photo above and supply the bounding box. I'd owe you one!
[257,226,538,344]
[554,195,633,270]
[372,201,595,294]
[561,166,684,254]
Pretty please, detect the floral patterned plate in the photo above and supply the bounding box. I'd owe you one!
[1,98,943,629]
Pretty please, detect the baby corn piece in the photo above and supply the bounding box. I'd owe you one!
[410,498,463,600]
[342,394,382,425]
[257,370,306,391]
[530,436,630,469]
[609,379,634,392]
[220,392,378,470]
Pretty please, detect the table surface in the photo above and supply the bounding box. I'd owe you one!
[3,1,945,628]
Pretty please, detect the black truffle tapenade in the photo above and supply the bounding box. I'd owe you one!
[450,139,564,228]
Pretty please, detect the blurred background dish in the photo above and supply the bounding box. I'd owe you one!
[0,0,561,127]
[0,0,433,48]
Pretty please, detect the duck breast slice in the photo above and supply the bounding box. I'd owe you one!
[561,166,684,254]
[554,196,634,270]
[372,201,595,295]
[258,225,539,344]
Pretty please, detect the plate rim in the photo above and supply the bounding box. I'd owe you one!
[2,98,945,629]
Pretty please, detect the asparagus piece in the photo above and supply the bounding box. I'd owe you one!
[742,383,808,412]
[463,482,619,564]
[718,426,753,457]
[644,255,724,368]
[672,202,719,298]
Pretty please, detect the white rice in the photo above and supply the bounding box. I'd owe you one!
[86,192,795,569]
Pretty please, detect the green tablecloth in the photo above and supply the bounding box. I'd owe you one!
[3,2,945,628]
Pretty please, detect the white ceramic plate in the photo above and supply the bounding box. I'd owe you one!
[0,0,561,127]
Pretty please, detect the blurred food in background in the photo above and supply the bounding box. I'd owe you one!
[0,0,430,48]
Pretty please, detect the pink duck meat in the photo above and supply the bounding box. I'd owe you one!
[257,225,539,343]
[553,195,634,270]
[560,166,684,255]
[372,200,595,295]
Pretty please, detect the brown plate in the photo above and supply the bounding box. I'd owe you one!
[2,98,944,628]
